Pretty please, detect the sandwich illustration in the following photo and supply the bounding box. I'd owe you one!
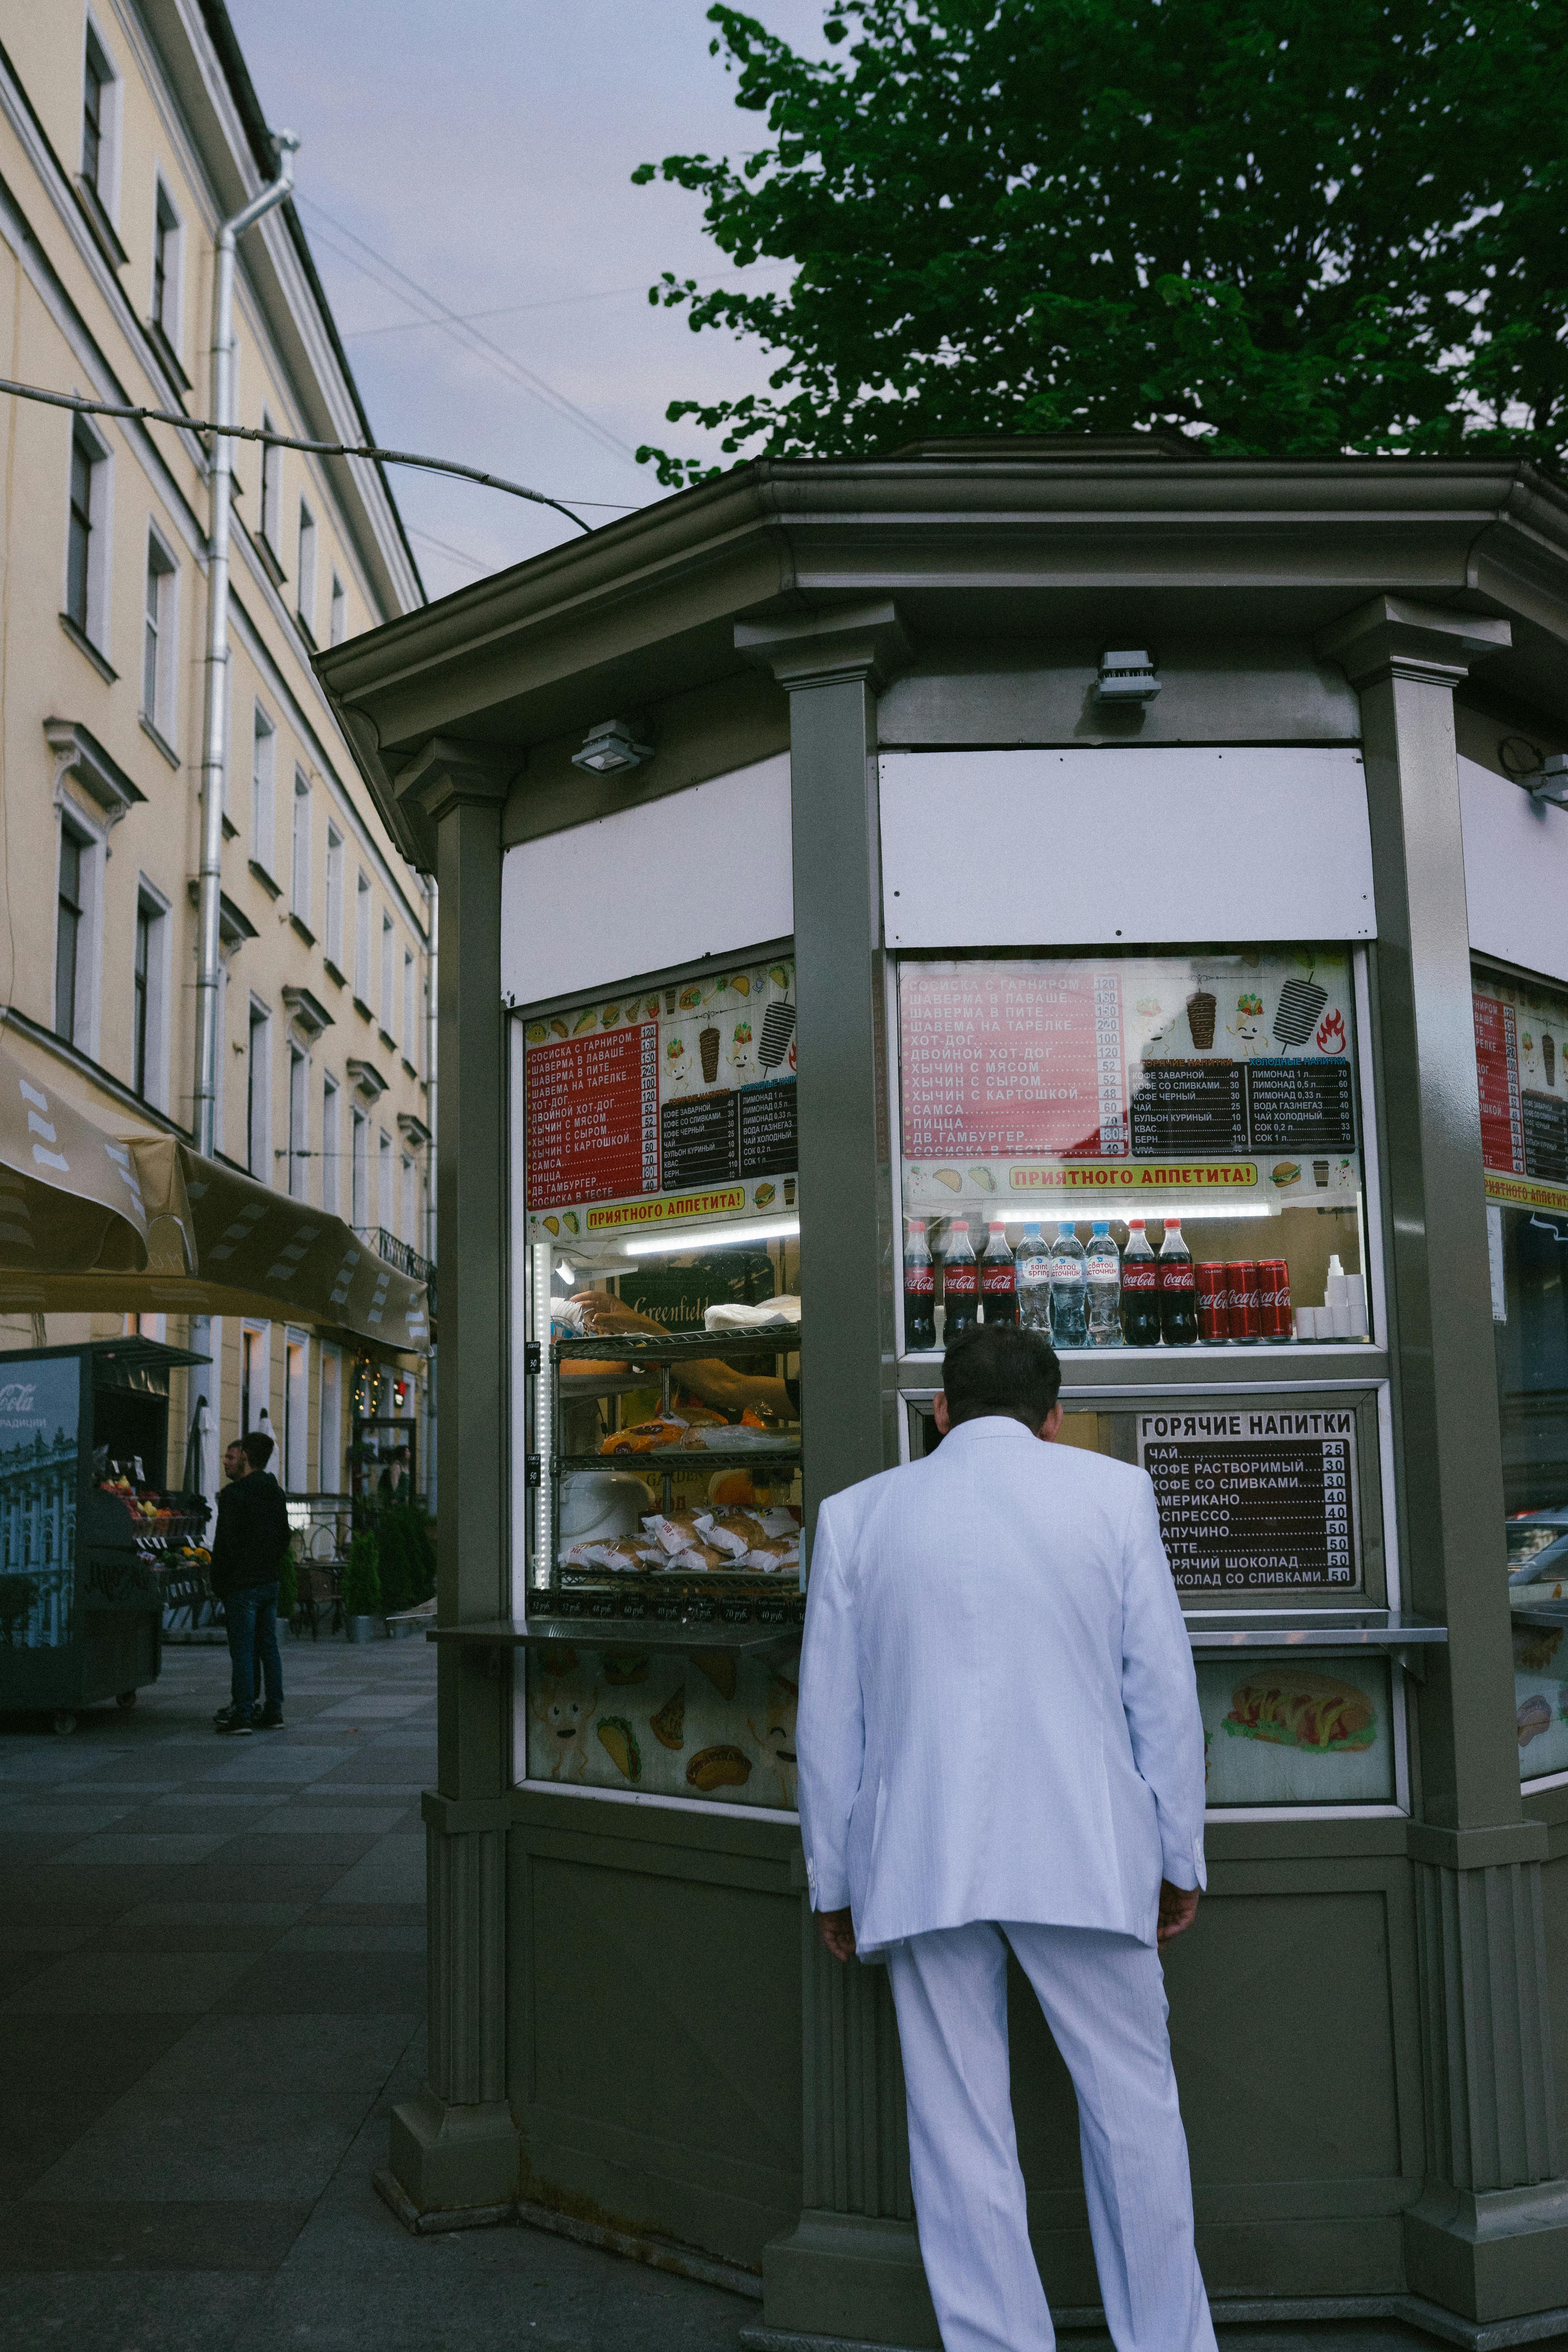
[1515,1624,1564,1674]
[933,1169,963,1192]
[602,1002,621,1025]
[732,973,751,996]
[596,1716,641,1781]
[679,985,703,1010]
[967,1167,995,1192]
[572,1009,598,1035]
[550,1018,569,1039]
[650,1688,686,1750]
[691,1649,738,1702]
[1222,1671,1377,1752]
[686,1745,751,1793]
[753,1183,775,1208]
[603,1652,650,1684]
[1518,1694,1553,1748]
[1272,1162,1301,1187]
[543,1216,560,1237]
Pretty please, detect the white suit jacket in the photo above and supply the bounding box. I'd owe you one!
[796,1415,1207,1955]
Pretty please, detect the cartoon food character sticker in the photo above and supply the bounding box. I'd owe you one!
[1272,1162,1301,1189]
[529,1682,597,1782]
[597,1716,642,1782]
[526,1022,546,1045]
[754,1183,776,1209]
[747,1673,799,1804]
[686,1744,751,1793]
[666,1034,689,1091]
[732,1019,755,1080]
[650,1687,686,1749]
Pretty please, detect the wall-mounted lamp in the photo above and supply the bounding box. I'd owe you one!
[1094,649,1161,705]
[570,718,653,775]
[1528,752,1568,809]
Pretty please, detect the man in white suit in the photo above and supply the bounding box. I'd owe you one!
[797,1321,1213,2352]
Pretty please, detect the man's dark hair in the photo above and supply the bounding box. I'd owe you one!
[941,1323,1061,1431]
[241,1428,275,1470]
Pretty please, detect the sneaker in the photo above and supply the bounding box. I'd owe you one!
[215,1711,252,1736]
[254,1711,285,1731]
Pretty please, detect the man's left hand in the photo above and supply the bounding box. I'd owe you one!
[816,1907,857,1962]
[1157,1880,1200,1947]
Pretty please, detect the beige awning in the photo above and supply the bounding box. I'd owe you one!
[0,1045,150,1273]
[0,1048,427,1352]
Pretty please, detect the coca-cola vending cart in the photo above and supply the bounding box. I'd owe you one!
[0,1337,209,1733]
[319,443,1568,2348]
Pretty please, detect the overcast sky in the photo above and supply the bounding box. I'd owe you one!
[223,0,828,601]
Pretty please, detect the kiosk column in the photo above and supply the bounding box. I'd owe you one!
[383,738,520,2218]
[1320,599,1565,2325]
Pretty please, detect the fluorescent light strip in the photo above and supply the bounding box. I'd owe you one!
[619,1214,800,1259]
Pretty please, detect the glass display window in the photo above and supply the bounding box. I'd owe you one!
[1475,962,1568,1785]
[515,950,803,1815]
[895,946,1375,1358]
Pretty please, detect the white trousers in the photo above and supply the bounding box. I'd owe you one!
[885,1921,1216,2352]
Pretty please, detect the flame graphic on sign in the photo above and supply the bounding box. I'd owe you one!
[1316,1008,1347,1055]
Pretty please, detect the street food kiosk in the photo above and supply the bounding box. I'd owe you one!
[0,1336,209,1729]
[317,444,1568,2348]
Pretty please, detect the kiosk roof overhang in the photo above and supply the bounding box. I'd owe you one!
[314,446,1568,871]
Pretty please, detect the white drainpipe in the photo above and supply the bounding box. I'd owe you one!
[193,132,299,1157]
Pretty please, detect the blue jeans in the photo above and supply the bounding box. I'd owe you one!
[225,1583,283,1719]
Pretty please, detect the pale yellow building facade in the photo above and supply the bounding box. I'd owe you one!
[0,0,432,1505]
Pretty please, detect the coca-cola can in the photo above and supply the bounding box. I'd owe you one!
[1226,1259,1262,1342]
[1195,1261,1230,1343]
[1258,1257,1293,1341]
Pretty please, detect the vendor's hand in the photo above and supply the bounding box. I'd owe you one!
[817,1907,857,1963]
[570,1291,663,1337]
[1157,1880,1200,1947]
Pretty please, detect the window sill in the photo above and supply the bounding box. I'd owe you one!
[249,859,283,900]
[58,612,117,683]
[379,1028,398,1056]
[74,175,128,270]
[352,995,375,1023]
[289,913,316,946]
[255,533,287,593]
[139,713,180,769]
[402,1056,419,1082]
[296,612,317,650]
[144,317,191,394]
[221,813,239,842]
[322,958,346,989]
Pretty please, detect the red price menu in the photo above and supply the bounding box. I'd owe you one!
[1473,993,1524,1175]
[900,965,1126,1160]
[526,1021,659,1209]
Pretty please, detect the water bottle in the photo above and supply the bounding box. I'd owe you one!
[1085,1220,1123,1346]
[904,1219,936,1350]
[1016,1223,1053,1334]
[1048,1220,1088,1348]
[980,1221,1016,1325]
[942,1219,980,1338]
[1121,1217,1161,1345]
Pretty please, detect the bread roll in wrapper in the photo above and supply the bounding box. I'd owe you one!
[671,1540,731,1574]
[704,1508,765,1559]
[744,1534,799,1574]
[756,1506,800,1538]
[577,1536,661,1574]
[643,1509,709,1558]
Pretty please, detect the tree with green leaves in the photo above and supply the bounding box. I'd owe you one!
[633,0,1568,483]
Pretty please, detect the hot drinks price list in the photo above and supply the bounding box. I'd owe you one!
[1137,1409,1358,1592]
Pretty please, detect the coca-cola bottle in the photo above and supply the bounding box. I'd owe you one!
[904,1219,936,1350]
[941,1219,979,1337]
[1158,1216,1198,1345]
[980,1220,1016,1324]
[1120,1217,1162,1345]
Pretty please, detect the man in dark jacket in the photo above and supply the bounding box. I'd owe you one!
[211,1429,291,1736]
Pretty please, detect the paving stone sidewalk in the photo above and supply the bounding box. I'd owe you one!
[0,1631,748,2352]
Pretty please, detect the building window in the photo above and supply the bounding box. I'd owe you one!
[283,1334,309,1494]
[252,706,276,874]
[321,1074,340,1214]
[151,181,181,350]
[260,411,280,551]
[240,1323,267,1436]
[329,572,346,647]
[379,1129,392,1232]
[132,884,169,1108]
[401,1152,416,1247]
[65,422,109,644]
[81,25,119,204]
[403,949,416,1068]
[351,1106,368,1229]
[290,772,311,922]
[247,1002,270,1180]
[287,1045,309,1199]
[319,1347,342,1492]
[381,914,395,1039]
[56,825,87,1042]
[142,533,176,734]
[296,502,316,637]
[324,828,344,967]
[354,872,371,1002]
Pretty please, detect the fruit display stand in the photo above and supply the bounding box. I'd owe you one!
[0,1337,210,1730]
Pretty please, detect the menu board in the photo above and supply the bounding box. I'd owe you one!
[899,947,1361,1218]
[524,956,797,1253]
[1137,1406,1359,1592]
[1474,968,1568,1216]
